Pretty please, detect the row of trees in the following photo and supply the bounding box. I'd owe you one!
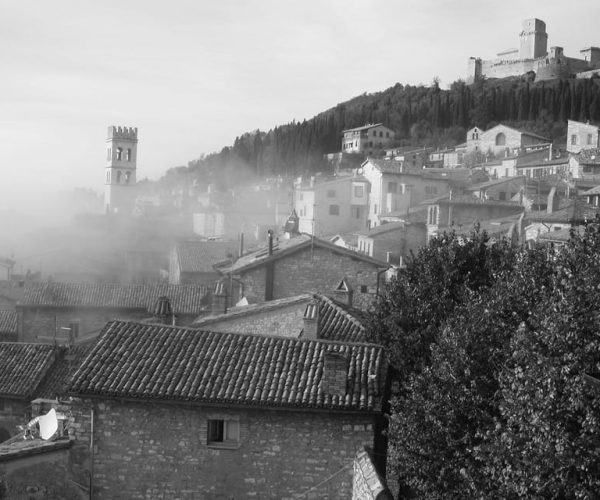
[368,225,600,498]
[174,77,600,190]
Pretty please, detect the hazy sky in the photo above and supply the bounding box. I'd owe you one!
[1,0,599,210]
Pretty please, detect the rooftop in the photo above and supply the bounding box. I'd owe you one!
[224,234,388,274]
[174,240,237,273]
[68,320,386,412]
[0,343,56,399]
[0,310,17,334]
[20,282,210,315]
[342,123,386,133]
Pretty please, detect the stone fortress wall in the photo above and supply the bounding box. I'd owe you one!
[467,19,600,83]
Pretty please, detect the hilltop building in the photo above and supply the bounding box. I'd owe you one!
[104,125,138,214]
[467,18,600,83]
[342,124,395,156]
[465,124,550,157]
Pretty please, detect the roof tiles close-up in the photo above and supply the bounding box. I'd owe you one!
[69,320,386,412]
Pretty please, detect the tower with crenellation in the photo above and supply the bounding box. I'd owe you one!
[105,125,138,214]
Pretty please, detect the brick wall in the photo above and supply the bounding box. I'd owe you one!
[200,303,306,337]
[238,246,382,310]
[70,399,380,500]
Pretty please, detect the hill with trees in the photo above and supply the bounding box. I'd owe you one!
[167,76,600,190]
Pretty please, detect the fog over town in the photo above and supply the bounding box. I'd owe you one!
[2,1,600,498]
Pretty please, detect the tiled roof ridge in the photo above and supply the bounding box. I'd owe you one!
[318,294,367,333]
[108,319,378,348]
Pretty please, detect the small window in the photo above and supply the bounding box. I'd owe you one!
[571,135,577,146]
[354,185,364,197]
[588,134,594,145]
[327,189,336,198]
[499,192,507,201]
[352,206,361,219]
[386,132,390,138]
[372,130,376,136]
[116,171,122,183]
[360,285,368,293]
[374,204,377,215]
[207,419,240,447]
[126,148,132,161]
[125,171,131,183]
[379,131,383,137]
[495,133,506,146]
[116,147,123,161]
[329,204,340,215]
[107,148,111,161]
[68,321,80,342]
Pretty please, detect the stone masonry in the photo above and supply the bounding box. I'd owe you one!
[69,399,381,500]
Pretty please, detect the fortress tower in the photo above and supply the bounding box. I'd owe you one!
[105,125,138,214]
[519,18,548,59]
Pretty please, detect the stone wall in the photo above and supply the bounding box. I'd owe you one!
[0,399,29,442]
[199,303,306,338]
[17,306,150,343]
[70,399,381,500]
[238,246,383,309]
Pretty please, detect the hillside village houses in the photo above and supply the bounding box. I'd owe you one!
[4,70,600,497]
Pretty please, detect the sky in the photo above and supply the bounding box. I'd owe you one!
[1,0,599,211]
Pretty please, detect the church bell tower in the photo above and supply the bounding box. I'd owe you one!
[105,125,138,214]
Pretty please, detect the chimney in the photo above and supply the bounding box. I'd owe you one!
[267,229,274,256]
[212,281,227,315]
[239,232,244,258]
[548,144,553,161]
[322,350,349,397]
[303,298,320,339]
[333,279,353,306]
[149,296,174,325]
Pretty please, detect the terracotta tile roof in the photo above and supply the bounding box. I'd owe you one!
[0,343,56,399]
[68,320,386,412]
[356,221,405,237]
[35,345,91,400]
[527,199,600,223]
[225,234,388,274]
[20,282,210,315]
[0,311,17,335]
[582,185,600,195]
[174,241,237,273]
[313,295,369,343]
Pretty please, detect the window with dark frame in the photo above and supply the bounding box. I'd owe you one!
[207,419,240,446]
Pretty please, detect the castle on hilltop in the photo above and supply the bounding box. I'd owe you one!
[467,18,600,83]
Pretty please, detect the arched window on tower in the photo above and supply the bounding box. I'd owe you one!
[495,133,506,146]
[116,171,122,183]
[127,148,132,161]
[107,148,112,161]
[117,147,123,161]
[125,171,131,183]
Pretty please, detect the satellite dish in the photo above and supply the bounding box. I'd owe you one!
[38,409,58,440]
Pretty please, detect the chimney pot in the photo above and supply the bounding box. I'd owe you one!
[303,298,320,339]
[333,279,353,307]
[211,281,228,315]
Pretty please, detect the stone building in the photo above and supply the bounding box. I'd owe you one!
[67,319,389,499]
[465,124,550,157]
[104,125,138,214]
[356,221,426,266]
[221,233,389,310]
[567,120,600,154]
[16,281,210,343]
[342,124,395,156]
[360,159,472,228]
[467,19,600,83]
[294,174,370,237]
[193,283,370,343]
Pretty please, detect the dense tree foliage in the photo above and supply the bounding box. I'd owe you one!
[369,225,600,498]
[169,77,600,190]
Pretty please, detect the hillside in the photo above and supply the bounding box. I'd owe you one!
[165,76,600,189]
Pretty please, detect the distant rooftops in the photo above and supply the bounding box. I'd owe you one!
[20,282,210,315]
[342,123,388,133]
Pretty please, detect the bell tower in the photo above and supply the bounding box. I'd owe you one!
[105,125,138,214]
